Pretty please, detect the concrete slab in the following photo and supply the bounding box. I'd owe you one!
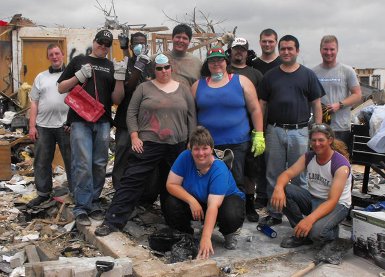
[77,211,384,277]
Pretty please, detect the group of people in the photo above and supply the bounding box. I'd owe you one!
[27,23,361,259]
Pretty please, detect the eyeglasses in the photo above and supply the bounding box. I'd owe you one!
[96,38,112,48]
[208,58,225,64]
[155,65,171,71]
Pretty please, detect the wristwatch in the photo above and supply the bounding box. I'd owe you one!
[339,101,345,109]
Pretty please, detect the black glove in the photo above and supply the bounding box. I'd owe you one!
[118,33,129,50]
[246,50,257,66]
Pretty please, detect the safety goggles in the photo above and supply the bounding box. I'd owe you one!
[155,65,171,71]
[96,38,112,48]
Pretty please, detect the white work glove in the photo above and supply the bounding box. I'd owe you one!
[75,64,92,83]
[113,57,128,81]
[218,32,235,45]
[134,45,151,72]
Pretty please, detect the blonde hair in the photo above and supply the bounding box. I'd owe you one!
[310,123,349,160]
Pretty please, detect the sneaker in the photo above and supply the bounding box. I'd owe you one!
[75,214,91,226]
[259,215,282,226]
[26,195,50,208]
[224,228,240,250]
[280,236,313,248]
[89,210,104,221]
[95,223,118,236]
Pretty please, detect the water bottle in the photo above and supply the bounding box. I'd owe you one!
[257,224,277,238]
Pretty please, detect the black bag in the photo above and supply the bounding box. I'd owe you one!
[148,227,185,252]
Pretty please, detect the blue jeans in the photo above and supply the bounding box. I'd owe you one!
[216,141,249,192]
[34,126,71,196]
[265,125,309,219]
[283,184,349,242]
[70,121,110,217]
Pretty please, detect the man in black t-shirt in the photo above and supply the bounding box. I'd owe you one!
[251,29,283,210]
[58,30,125,227]
[251,28,282,75]
[258,35,324,227]
[229,37,263,223]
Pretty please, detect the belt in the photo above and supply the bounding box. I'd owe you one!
[271,122,308,130]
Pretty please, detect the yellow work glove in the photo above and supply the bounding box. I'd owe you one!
[251,130,265,157]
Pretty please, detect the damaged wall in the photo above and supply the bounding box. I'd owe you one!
[10,27,142,91]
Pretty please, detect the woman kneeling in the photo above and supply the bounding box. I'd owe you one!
[163,126,245,259]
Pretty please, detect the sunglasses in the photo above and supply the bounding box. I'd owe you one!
[155,65,171,71]
[96,38,112,48]
[311,123,328,131]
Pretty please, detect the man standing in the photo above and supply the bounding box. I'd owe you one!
[251,29,282,75]
[251,28,282,209]
[163,24,202,87]
[58,30,125,226]
[113,32,153,190]
[27,43,72,208]
[313,35,362,149]
[228,37,263,222]
[258,35,325,226]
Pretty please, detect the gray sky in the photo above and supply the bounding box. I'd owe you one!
[2,0,385,68]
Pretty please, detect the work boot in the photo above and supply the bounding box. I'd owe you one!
[75,214,91,226]
[246,194,259,222]
[280,236,313,248]
[95,223,118,236]
[26,195,50,208]
[224,228,241,250]
[259,215,282,226]
[89,210,105,221]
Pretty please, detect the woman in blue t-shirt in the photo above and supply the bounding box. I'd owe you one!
[163,126,245,259]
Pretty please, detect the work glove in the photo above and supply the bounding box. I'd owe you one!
[118,33,129,50]
[134,45,150,72]
[251,130,265,157]
[246,49,257,66]
[113,57,128,81]
[322,103,332,124]
[75,64,92,83]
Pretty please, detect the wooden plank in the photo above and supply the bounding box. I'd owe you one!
[25,245,41,263]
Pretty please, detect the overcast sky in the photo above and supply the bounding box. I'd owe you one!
[2,0,385,68]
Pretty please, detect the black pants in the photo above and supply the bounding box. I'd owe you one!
[104,141,185,229]
[163,194,245,236]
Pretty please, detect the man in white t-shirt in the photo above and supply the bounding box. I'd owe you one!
[27,43,72,208]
